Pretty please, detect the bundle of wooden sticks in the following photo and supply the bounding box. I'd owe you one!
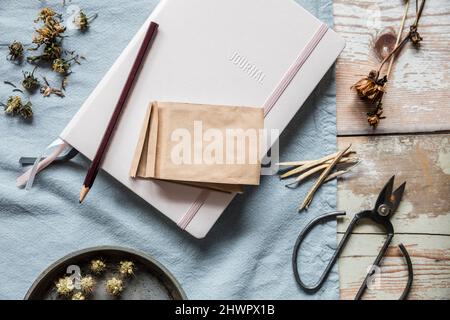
[277,145,358,212]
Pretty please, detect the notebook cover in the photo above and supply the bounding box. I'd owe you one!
[60,0,345,238]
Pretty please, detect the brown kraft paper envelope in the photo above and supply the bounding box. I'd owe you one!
[130,102,264,193]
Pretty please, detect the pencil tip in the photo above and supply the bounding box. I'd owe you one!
[79,186,90,204]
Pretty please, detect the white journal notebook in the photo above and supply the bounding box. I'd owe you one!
[60,0,345,238]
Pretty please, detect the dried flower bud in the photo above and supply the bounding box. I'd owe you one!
[367,105,386,128]
[367,114,381,127]
[71,292,86,300]
[74,10,89,30]
[22,67,40,91]
[56,277,74,297]
[52,58,70,74]
[80,275,96,294]
[351,70,386,104]
[90,259,107,275]
[119,261,135,278]
[106,277,124,296]
[8,41,24,60]
[410,26,423,46]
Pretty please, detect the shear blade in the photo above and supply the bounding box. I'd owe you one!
[374,176,395,211]
[391,182,406,213]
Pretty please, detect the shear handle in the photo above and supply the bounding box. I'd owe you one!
[355,240,413,300]
[293,211,364,293]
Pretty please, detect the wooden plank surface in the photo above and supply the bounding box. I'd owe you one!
[336,134,450,299]
[334,0,450,135]
[337,134,450,235]
[338,234,450,300]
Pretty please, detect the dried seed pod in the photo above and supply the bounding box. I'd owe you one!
[90,259,106,275]
[22,67,40,91]
[80,275,96,294]
[71,292,86,300]
[106,277,124,296]
[7,41,24,60]
[55,277,74,297]
[351,70,386,104]
[118,261,135,278]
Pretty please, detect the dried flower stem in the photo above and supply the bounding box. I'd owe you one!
[386,0,410,79]
[299,144,351,211]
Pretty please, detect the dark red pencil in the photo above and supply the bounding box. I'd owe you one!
[79,21,159,203]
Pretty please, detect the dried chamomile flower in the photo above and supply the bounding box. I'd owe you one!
[90,259,107,275]
[35,7,57,23]
[351,70,386,104]
[106,277,124,296]
[80,275,96,294]
[1,96,33,119]
[3,96,22,115]
[119,261,135,278]
[74,10,89,30]
[7,41,24,61]
[55,277,74,297]
[71,292,86,300]
[22,67,40,91]
[19,101,33,119]
[52,58,70,74]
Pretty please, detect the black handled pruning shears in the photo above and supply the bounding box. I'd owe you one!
[292,176,413,300]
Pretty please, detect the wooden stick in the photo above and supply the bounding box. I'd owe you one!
[323,161,361,183]
[79,22,159,203]
[299,144,351,212]
[285,157,359,188]
[280,155,357,179]
[277,150,353,167]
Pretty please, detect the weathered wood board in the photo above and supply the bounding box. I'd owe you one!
[338,234,450,300]
[337,134,450,299]
[337,134,450,235]
[334,0,450,135]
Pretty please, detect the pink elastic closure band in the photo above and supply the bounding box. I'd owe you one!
[177,23,329,230]
[177,189,210,230]
[263,23,328,117]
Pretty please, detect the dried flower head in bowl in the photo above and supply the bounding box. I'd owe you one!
[80,275,96,294]
[55,277,74,297]
[90,259,107,275]
[71,292,86,300]
[8,41,24,61]
[119,261,135,278]
[106,277,124,296]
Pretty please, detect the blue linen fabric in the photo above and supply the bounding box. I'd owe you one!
[0,0,339,299]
